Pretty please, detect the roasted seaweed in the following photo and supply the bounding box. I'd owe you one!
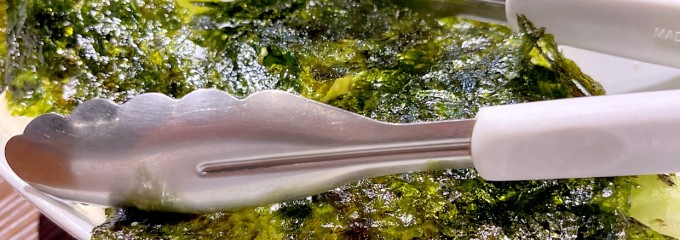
[0,0,6,91]
[1,0,676,239]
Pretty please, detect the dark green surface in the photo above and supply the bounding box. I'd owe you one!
[1,0,673,239]
[0,0,6,90]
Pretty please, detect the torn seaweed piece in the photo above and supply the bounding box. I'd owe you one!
[515,14,604,97]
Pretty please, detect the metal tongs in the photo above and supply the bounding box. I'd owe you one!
[5,89,680,213]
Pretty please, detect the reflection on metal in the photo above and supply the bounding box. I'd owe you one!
[395,0,507,24]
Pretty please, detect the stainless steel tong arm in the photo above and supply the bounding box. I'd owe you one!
[5,89,475,212]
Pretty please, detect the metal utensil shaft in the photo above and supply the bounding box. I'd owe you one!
[6,90,476,212]
[396,0,507,23]
[199,129,473,174]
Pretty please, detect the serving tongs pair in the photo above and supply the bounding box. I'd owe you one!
[5,0,680,213]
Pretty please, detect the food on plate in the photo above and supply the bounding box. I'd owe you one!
[1,0,679,239]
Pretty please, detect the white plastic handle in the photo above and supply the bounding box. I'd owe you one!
[506,0,680,69]
[471,90,680,180]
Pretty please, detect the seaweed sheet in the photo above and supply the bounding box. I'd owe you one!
[0,0,674,239]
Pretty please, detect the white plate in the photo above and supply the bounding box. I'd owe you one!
[560,46,680,94]
[0,95,105,240]
[1,47,680,239]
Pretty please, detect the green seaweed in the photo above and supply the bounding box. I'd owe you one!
[1,0,675,239]
[0,0,6,91]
